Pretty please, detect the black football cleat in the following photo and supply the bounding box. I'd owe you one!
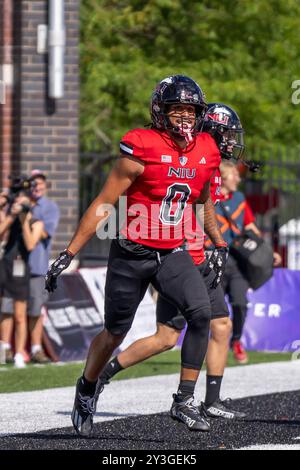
[170,394,210,432]
[71,378,97,436]
[200,398,247,420]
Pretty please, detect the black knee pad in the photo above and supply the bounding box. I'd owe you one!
[104,321,131,337]
[165,314,186,331]
[185,306,211,328]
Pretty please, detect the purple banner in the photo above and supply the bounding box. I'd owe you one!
[44,272,104,362]
[178,269,300,353]
[242,268,300,353]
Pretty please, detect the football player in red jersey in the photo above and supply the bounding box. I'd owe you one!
[45,76,228,435]
[96,104,247,421]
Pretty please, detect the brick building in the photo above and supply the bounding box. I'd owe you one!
[0,0,79,253]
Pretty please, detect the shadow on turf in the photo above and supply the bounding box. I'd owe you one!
[57,411,142,418]
[4,417,300,443]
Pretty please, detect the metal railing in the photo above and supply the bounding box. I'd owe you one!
[79,152,115,265]
[243,146,300,268]
[79,148,300,269]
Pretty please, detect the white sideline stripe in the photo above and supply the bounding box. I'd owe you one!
[0,361,299,435]
[0,360,84,372]
[239,444,300,450]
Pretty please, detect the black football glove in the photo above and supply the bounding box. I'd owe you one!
[45,249,74,293]
[204,245,229,289]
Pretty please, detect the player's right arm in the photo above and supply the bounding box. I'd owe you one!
[67,129,145,256]
[68,156,144,255]
[45,155,144,292]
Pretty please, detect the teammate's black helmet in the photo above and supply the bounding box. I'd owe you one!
[203,103,245,160]
[150,75,207,141]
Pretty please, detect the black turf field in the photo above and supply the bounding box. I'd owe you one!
[1,391,300,450]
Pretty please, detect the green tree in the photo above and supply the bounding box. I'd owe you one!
[80,0,300,159]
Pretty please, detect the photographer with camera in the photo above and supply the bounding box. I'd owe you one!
[0,171,60,365]
[0,178,46,368]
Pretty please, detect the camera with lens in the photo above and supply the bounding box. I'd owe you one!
[6,176,37,213]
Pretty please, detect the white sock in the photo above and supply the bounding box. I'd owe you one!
[31,344,42,355]
[3,343,11,350]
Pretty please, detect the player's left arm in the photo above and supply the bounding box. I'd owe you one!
[197,180,226,247]
[195,180,228,288]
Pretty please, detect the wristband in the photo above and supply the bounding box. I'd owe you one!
[66,248,75,257]
[215,242,228,248]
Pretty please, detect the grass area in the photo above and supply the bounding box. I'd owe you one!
[0,350,292,394]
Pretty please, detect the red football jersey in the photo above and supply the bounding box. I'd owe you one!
[187,168,222,265]
[120,128,221,249]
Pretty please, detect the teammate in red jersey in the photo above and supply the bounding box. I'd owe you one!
[45,76,228,434]
[97,104,247,422]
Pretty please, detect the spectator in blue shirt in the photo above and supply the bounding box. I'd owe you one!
[28,170,60,362]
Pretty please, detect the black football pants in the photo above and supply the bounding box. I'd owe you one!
[104,238,211,370]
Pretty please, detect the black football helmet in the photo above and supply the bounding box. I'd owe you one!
[150,75,207,143]
[203,103,245,161]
